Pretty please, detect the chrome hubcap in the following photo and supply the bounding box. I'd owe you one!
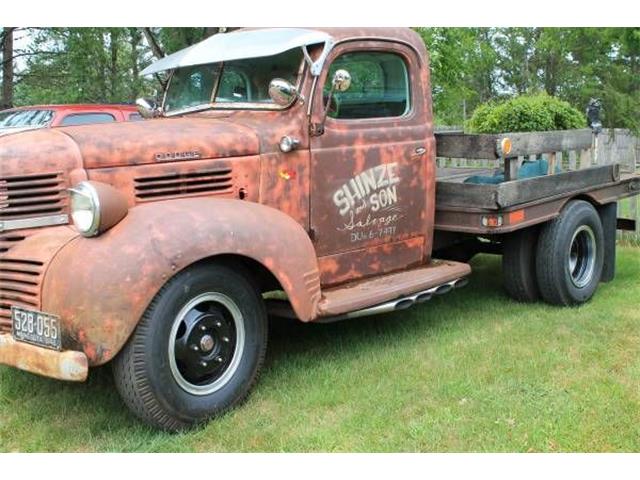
[200,335,215,353]
[568,225,596,288]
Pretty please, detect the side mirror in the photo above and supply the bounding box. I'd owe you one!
[331,69,352,93]
[268,78,299,107]
[136,97,161,119]
[313,69,352,136]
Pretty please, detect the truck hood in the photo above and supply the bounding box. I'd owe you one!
[60,117,260,169]
[0,116,260,177]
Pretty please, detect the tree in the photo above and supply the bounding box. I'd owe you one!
[1,27,16,109]
[5,27,639,132]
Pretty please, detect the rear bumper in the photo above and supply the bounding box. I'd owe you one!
[0,334,88,381]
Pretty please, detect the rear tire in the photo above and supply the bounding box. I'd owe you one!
[535,200,604,306]
[502,227,540,302]
[113,262,268,431]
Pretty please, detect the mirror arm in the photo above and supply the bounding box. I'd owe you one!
[319,87,336,129]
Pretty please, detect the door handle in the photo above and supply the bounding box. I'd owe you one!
[414,147,426,156]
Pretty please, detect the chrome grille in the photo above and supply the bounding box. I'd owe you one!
[0,258,43,333]
[0,172,67,220]
[134,168,234,201]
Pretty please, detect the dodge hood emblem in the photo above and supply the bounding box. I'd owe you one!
[155,151,202,162]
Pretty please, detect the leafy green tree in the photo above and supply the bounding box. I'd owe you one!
[416,27,498,125]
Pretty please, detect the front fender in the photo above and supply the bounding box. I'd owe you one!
[42,198,321,365]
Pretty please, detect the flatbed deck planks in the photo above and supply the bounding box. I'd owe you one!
[435,164,623,210]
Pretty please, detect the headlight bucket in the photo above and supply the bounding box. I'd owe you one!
[69,181,128,237]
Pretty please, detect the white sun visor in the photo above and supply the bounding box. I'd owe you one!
[140,28,334,76]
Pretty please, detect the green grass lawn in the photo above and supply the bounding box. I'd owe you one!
[1,247,639,452]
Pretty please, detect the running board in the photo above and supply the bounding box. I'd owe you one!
[314,276,469,323]
[266,259,471,323]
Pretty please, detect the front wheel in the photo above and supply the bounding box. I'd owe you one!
[113,262,267,431]
[535,200,604,306]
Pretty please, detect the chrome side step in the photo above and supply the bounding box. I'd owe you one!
[266,276,469,323]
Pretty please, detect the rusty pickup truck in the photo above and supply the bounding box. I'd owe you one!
[1,27,638,431]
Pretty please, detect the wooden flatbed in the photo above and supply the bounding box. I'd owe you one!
[433,129,640,236]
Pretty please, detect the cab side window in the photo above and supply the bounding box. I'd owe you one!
[324,51,410,120]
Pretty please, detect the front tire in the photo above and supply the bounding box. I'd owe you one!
[113,262,267,431]
[535,200,604,306]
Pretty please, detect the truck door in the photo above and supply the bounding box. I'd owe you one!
[310,41,434,286]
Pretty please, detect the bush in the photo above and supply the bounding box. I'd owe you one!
[467,94,586,133]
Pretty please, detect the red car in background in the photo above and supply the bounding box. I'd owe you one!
[0,104,141,136]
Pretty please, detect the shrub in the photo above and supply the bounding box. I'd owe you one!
[467,94,586,133]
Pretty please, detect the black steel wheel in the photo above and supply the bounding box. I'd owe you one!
[113,262,267,431]
[169,292,244,396]
[536,200,604,306]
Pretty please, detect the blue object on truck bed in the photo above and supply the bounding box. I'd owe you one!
[464,159,561,184]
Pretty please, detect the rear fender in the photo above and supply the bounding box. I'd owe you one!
[42,198,321,365]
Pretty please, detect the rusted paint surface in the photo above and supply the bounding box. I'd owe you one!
[41,198,320,365]
[317,236,424,286]
[0,334,88,381]
[61,117,260,169]
[88,156,261,207]
[0,227,77,334]
[0,127,83,176]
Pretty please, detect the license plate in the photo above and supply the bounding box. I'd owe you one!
[11,306,62,351]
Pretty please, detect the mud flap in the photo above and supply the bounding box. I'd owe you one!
[599,202,617,283]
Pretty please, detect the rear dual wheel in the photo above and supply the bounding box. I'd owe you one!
[535,200,604,306]
[113,262,267,431]
[503,200,604,306]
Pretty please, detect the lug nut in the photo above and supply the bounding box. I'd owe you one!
[200,361,208,368]
[190,345,199,352]
[222,336,229,343]
[215,321,222,328]
[200,325,207,331]
[216,356,223,363]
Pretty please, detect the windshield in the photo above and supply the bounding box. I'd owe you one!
[0,109,54,128]
[164,48,304,113]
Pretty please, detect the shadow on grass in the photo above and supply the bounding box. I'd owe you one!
[266,253,505,364]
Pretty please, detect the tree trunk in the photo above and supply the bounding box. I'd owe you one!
[109,28,119,100]
[2,27,14,109]
[129,28,140,102]
[141,27,165,59]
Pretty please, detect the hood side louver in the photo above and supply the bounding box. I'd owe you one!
[134,167,234,202]
[0,172,67,220]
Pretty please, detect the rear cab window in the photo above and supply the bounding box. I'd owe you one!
[324,51,411,120]
[60,112,116,126]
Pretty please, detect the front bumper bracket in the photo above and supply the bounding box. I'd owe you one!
[0,334,88,381]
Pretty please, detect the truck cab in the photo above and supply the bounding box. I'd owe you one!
[0,28,637,431]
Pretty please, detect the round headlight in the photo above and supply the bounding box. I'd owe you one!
[69,181,128,237]
[69,182,101,236]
